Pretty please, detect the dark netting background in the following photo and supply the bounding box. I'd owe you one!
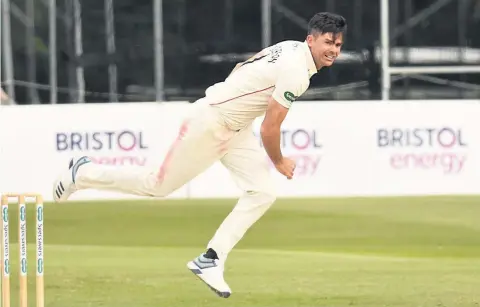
[4,0,480,104]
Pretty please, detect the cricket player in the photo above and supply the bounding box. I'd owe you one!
[53,12,346,298]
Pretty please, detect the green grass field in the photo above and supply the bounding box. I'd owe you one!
[5,196,480,306]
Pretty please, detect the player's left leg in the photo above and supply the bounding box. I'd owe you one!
[187,126,276,297]
[209,129,276,263]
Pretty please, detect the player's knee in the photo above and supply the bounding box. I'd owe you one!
[245,190,276,208]
[149,189,167,198]
[259,190,276,205]
[149,184,172,198]
[144,179,170,198]
[232,190,276,215]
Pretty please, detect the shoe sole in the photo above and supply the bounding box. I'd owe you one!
[187,261,231,298]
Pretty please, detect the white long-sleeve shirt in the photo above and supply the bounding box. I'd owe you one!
[198,40,318,131]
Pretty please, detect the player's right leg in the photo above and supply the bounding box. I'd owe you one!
[52,106,234,202]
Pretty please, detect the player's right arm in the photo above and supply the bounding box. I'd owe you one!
[228,50,267,77]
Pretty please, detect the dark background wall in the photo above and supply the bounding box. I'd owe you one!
[5,0,480,104]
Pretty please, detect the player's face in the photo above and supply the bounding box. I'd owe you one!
[307,32,343,69]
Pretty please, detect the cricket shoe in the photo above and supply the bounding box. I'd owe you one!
[187,248,231,298]
[53,156,91,203]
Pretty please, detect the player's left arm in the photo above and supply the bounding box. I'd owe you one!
[260,97,289,165]
[260,65,309,165]
[228,63,243,77]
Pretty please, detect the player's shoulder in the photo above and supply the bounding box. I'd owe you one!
[266,40,302,56]
[269,40,304,49]
[268,40,308,65]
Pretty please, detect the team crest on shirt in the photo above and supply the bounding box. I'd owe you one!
[284,91,298,102]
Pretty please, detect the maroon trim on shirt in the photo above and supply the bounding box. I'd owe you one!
[209,86,275,106]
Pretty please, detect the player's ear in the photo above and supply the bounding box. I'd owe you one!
[306,34,314,46]
[306,32,319,46]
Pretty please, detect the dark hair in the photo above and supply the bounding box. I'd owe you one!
[307,12,347,38]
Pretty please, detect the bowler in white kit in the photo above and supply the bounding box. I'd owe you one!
[53,12,347,298]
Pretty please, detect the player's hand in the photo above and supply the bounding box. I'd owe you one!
[274,157,296,179]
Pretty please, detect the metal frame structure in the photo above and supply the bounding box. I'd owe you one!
[380,0,480,100]
[1,0,478,104]
[1,0,15,103]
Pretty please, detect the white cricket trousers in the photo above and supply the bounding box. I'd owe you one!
[75,104,276,263]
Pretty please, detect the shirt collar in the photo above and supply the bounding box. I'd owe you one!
[301,41,318,78]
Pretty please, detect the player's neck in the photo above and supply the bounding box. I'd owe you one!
[311,57,324,71]
[306,44,323,71]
